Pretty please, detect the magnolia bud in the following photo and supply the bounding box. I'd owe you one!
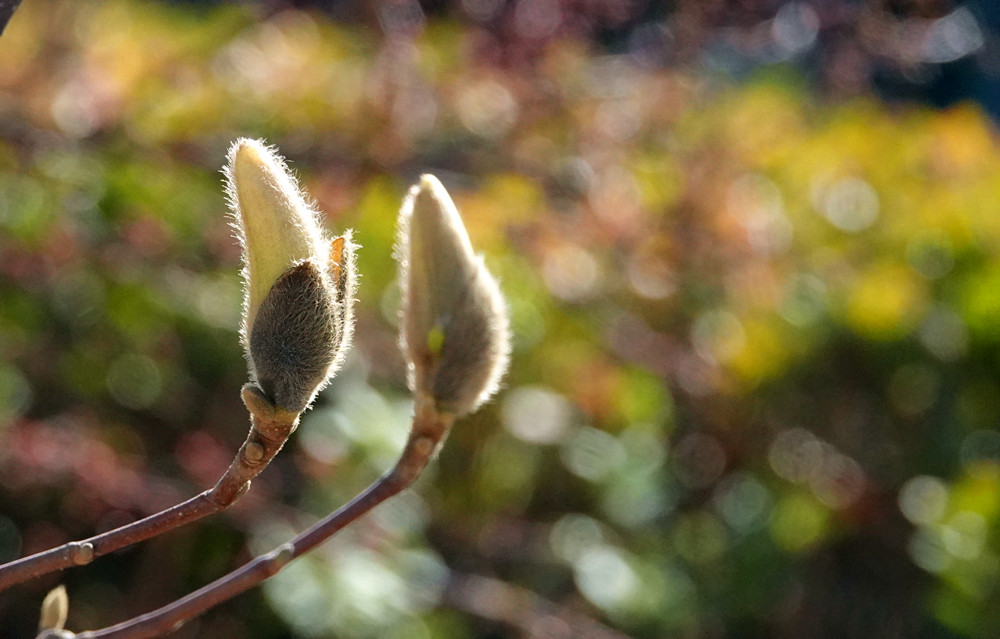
[397,174,510,416]
[38,585,68,633]
[225,139,357,412]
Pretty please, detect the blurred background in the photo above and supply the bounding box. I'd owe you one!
[3,0,1000,637]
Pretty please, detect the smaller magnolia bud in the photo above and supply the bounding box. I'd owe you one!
[226,139,357,412]
[397,174,510,416]
[38,585,68,633]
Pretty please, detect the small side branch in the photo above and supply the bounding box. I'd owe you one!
[0,384,298,594]
[65,395,451,639]
[0,493,220,593]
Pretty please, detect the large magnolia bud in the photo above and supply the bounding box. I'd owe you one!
[225,139,356,412]
[396,175,509,416]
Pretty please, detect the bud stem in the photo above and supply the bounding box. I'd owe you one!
[53,399,454,639]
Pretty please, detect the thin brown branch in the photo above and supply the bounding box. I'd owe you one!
[0,0,22,36]
[0,384,298,593]
[66,394,451,639]
[0,493,220,593]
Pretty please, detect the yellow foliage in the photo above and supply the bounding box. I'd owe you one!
[843,263,928,340]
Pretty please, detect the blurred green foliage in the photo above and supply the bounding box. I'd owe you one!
[3,1,1000,638]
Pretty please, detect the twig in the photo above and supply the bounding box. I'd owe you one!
[0,0,22,36]
[60,393,451,639]
[0,384,298,593]
[20,166,500,639]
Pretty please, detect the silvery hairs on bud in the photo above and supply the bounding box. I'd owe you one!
[397,175,510,416]
[225,138,357,413]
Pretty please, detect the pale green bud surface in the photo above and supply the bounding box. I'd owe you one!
[226,139,328,336]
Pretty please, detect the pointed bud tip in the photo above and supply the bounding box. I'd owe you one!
[419,173,441,192]
[229,139,281,190]
[229,136,270,160]
[231,137,262,159]
[39,585,69,632]
[228,136,264,168]
[410,175,443,218]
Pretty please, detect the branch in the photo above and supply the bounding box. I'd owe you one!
[23,169,504,639]
[54,394,451,639]
[0,384,298,593]
[0,0,22,36]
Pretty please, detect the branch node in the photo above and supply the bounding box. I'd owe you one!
[265,543,295,576]
[68,543,94,566]
[244,441,265,463]
[413,435,435,457]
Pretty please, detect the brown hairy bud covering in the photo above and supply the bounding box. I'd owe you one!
[249,261,338,412]
[397,175,510,416]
